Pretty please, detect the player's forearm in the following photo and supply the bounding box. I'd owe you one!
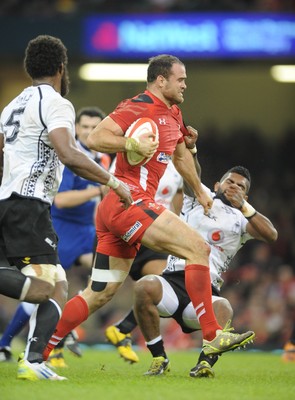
[174,150,203,197]
[87,129,126,154]
[192,152,201,178]
[54,187,101,208]
[247,212,278,243]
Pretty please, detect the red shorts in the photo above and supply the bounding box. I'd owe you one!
[95,191,166,258]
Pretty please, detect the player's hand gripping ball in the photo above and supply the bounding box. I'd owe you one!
[124,117,159,166]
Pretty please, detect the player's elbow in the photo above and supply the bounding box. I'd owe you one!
[265,227,278,243]
[57,148,76,167]
[86,132,98,151]
[53,196,65,209]
[269,228,278,242]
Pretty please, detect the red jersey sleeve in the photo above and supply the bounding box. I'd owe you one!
[109,96,151,133]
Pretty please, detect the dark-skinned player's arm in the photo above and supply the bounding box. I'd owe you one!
[225,185,278,243]
[172,139,212,215]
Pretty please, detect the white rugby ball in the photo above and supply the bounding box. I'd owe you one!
[124,117,159,166]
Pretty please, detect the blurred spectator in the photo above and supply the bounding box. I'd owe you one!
[1,0,295,16]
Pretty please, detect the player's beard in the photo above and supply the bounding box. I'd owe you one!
[169,92,184,105]
[214,189,233,207]
[60,66,70,97]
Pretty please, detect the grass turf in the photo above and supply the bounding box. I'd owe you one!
[1,348,294,400]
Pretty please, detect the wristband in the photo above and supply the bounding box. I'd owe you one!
[106,175,120,190]
[125,137,139,152]
[189,146,197,155]
[239,200,257,219]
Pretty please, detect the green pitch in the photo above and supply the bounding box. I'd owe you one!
[1,348,294,400]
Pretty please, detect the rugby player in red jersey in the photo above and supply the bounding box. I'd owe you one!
[44,55,254,369]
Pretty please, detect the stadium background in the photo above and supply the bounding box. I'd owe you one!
[0,0,294,352]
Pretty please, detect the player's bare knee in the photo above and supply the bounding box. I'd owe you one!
[52,280,68,308]
[86,282,120,313]
[213,298,233,326]
[25,278,54,302]
[135,275,160,305]
[193,237,211,257]
[97,282,120,302]
[22,263,66,303]
[186,236,211,262]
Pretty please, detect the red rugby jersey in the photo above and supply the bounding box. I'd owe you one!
[109,90,188,201]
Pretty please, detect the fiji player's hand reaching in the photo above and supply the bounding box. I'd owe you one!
[195,188,213,215]
[107,174,133,208]
[184,125,198,151]
[183,125,212,214]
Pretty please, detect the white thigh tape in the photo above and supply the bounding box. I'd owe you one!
[91,268,128,283]
[22,264,56,286]
[56,264,66,282]
[21,264,66,285]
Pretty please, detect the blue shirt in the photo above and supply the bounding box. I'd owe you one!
[51,140,102,226]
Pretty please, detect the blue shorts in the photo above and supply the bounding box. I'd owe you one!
[52,218,96,270]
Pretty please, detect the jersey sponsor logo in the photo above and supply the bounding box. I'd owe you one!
[160,186,171,197]
[121,220,142,242]
[207,229,224,244]
[157,152,171,164]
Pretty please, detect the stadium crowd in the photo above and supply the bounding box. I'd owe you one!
[0,0,295,16]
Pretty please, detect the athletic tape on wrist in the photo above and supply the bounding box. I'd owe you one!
[125,137,139,152]
[189,146,197,155]
[106,175,120,190]
[240,200,256,218]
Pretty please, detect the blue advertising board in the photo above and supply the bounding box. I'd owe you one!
[82,13,295,59]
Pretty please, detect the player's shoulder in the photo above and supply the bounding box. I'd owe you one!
[1,86,33,113]
[32,84,65,102]
[131,93,154,104]
[39,87,74,114]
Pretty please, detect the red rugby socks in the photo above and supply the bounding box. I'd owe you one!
[185,264,222,341]
[43,295,88,360]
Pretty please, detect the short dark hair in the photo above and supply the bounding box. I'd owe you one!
[221,166,251,193]
[76,107,106,123]
[24,35,68,79]
[147,54,184,83]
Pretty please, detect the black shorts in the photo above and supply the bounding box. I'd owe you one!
[129,245,168,281]
[162,270,220,333]
[0,194,59,269]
